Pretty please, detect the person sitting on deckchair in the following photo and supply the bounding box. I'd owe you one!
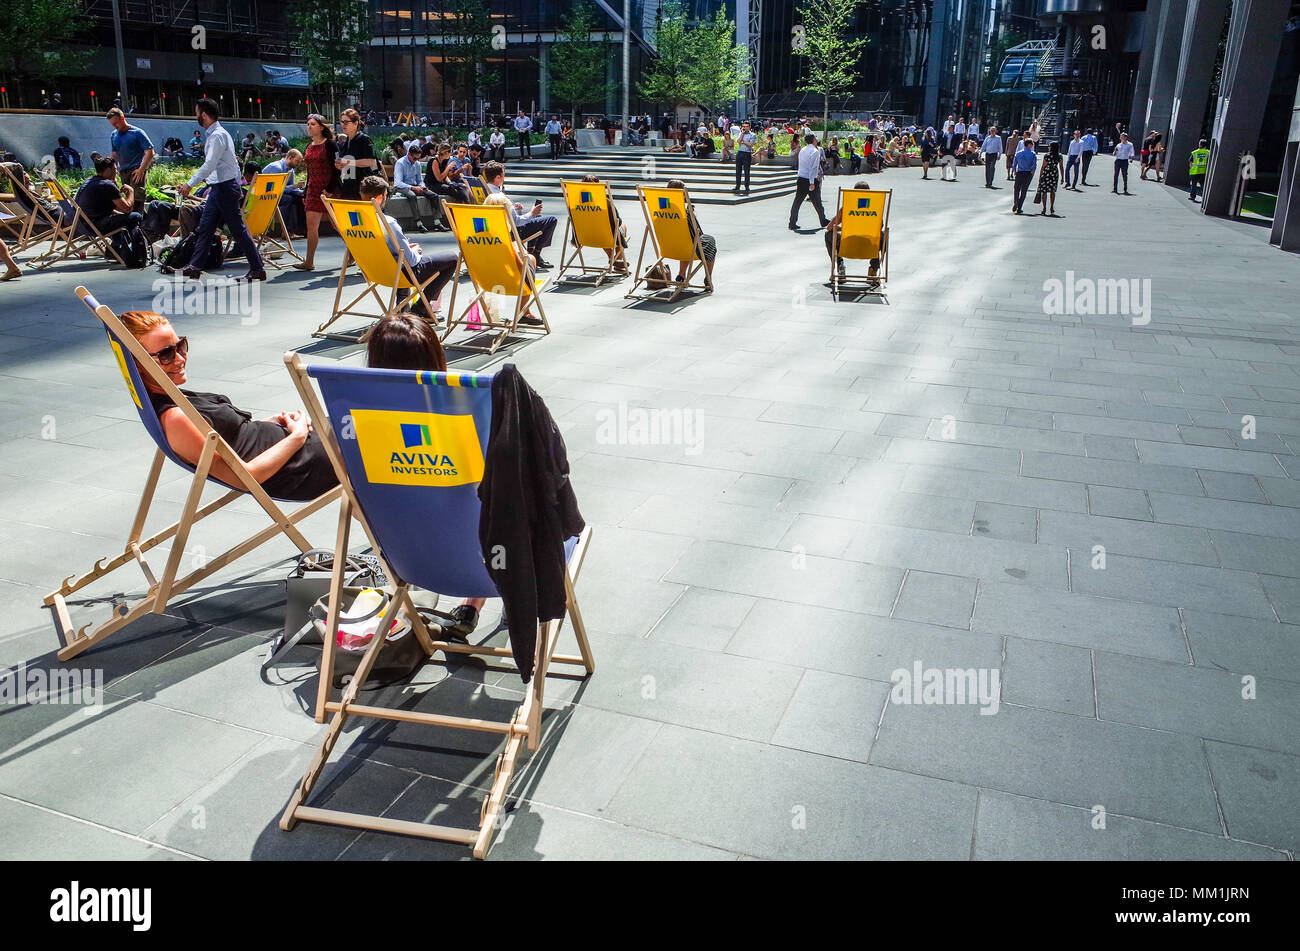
[482,192,543,326]
[119,310,339,501]
[76,154,142,236]
[358,175,459,323]
[664,178,716,286]
[363,312,491,640]
[824,179,881,282]
[575,172,629,275]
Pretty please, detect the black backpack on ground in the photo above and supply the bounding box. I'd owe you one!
[159,230,224,272]
[111,224,150,269]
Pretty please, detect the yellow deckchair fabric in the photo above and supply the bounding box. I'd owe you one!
[243,171,288,237]
[831,187,891,292]
[441,200,549,352]
[562,180,617,249]
[640,185,697,262]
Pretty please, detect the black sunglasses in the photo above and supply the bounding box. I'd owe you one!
[148,336,189,364]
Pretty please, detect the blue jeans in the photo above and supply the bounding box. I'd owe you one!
[1065,154,1080,187]
[189,179,263,272]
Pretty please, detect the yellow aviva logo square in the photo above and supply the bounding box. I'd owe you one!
[350,409,484,487]
[110,338,142,408]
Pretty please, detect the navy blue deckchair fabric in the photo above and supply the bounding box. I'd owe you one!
[308,365,500,599]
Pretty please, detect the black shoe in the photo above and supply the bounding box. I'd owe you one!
[836,260,846,278]
[518,315,544,327]
[414,220,429,233]
[243,269,267,282]
[788,223,798,231]
[181,266,202,280]
[432,221,450,232]
[441,604,478,643]
[533,256,552,270]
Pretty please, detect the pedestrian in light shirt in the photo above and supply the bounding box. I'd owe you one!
[788,134,829,230]
[513,110,533,160]
[1064,131,1083,190]
[1011,140,1038,214]
[1112,133,1136,194]
[980,127,1002,188]
[545,115,563,160]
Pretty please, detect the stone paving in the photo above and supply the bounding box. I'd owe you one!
[1,157,1298,860]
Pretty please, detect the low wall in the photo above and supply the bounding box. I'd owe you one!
[0,111,305,168]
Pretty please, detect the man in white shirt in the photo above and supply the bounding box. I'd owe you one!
[545,115,563,160]
[481,161,557,268]
[788,134,829,231]
[1080,129,1099,185]
[733,121,756,194]
[968,119,980,139]
[391,144,440,232]
[176,97,263,281]
[1112,133,1136,194]
[359,176,457,321]
[513,110,533,160]
[979,127,1002,188]
[488,127,506,163]
[1064,130,1084,189]
[954,118,967,138]
[467,129,482,149]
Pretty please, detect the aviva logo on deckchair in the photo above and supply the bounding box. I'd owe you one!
[345,210,377,239]
[848,197,879,217]
[351,409,485,486]
[574,190,602,212]
[652,196,681,220]
[466,216,502,245]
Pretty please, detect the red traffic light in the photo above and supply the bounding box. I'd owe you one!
[90,90,96,96]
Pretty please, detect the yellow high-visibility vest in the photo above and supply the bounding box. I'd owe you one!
[1189,148,1210,176]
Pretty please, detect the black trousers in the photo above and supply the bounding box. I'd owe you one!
[789,176,827,228]
[1013,170,1034,210]
[1114,158,1129,191]
[516,214,558,253]
[189,179,262,271]
[405,250,459,313]
[1081,150,1095,183]
[548,134,561,160]
[984,156,998,187]
[516,131,531,158]
[735,150,752,190]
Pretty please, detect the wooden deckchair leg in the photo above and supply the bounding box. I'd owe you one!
[314,495,353,723]
[564,570,595,674]
[154,432,218,610]
[128,450,166,544]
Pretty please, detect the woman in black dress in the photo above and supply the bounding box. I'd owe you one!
[121,311,337,501]
[335,108,378,200]
[1035,141,1063,216]
[920,129,937,179]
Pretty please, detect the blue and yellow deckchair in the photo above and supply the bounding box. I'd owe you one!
[462,174,489,205]
[280,354,595,858]
[441,200,548,353]
[27,177,127,270]
[830,187,891,293]
[315,196,447,342]
[626,183,712,302]
[45,288,341,662]
[557,179,628,286]
[234,171,302,269]
[0,164,62,252]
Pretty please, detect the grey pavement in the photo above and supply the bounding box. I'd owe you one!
[1,159,1297,860]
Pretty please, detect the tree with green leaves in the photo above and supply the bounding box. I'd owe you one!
[547,4,608,124]
[689,9,751,114]
[0,0,91,108]
[794,0,868,138]
[639,2,696,114]
[443,0,499,121]
[291,0,369,119]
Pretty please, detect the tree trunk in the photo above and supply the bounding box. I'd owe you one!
[823,96,830,144]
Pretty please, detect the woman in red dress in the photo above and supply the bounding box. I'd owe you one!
[295,114,341,271]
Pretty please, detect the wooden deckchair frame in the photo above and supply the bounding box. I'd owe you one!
[231,171,303,270]
[45,287,342,662]
[830,187,891,295]
[313,197,443,343]
[440,199,549,354]
[0,165,59,252]
[26,178,128,270]
[556,179,627,287]
[280,353,596,858]
[625,184,712,303]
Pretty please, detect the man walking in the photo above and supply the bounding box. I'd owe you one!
[788,134,829,231]
[1187,139,1210,202]
[176,97,264,281]
[1080,128,1099,185]
[734,121,756,194]
[980,126,1002,188]
[1011,139,1037,214]
[107,107,154,215]
[1113,132,1135,194]
[940,124,961,181]
[1064,130,1083,190]
[1005,129,1020,181]
[513,110,533,160]
[545,115,563,160]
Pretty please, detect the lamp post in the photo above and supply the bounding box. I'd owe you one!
[622,0,630,146]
